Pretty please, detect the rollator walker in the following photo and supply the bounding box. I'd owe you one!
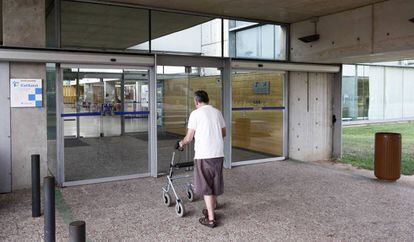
[162,141,195,217]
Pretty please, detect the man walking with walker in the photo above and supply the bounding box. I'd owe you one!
[179,90,226,228]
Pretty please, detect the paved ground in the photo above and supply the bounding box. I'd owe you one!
[1,159,414,241]
[64,133,271,181]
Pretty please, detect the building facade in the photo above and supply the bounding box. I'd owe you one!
[342,63,414,122]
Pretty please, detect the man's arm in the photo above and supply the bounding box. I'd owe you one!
[179,128,195,147]
[222,127,226,138]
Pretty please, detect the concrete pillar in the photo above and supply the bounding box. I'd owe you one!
[3,0,47,190]
[289,71,333,162]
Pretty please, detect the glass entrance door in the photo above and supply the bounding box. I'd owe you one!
[156,66,223,174]
[231,70,286,165]
[123,70,150,134]
[61,67,150,182]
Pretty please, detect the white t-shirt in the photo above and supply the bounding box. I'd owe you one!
[187,105,226,159]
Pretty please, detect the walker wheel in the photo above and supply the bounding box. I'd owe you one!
[187,188,194,202]
[163,191,171,207]
[175,202,185,217]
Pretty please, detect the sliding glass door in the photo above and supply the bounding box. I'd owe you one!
[156,66,222,174]
[61,67,150,183]
[231,70,286,165]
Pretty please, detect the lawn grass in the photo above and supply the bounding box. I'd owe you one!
[340,121,414,175]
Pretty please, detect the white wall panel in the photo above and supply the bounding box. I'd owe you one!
[384,67,403,119]
[403,69,414,118]
[368,66,385,120]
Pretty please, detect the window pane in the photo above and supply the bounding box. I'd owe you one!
[230,20,286,60]
[46,0,57,47]
[234,20,257,29]
[149,11,222,57]
[236,27,258,58]
[61,1,149,51]
[274,25,286,60]
[261,25,275,59]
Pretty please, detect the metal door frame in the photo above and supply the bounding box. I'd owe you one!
[0,62,11,193]
[229,67,288,167]
[156,55,229,170]
[57,64,156,187]
[230,60,340,167]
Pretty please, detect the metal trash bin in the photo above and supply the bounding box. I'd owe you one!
[374,132,401,181]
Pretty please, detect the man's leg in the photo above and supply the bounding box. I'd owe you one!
[204,195,215,221]
[213,195,217,209]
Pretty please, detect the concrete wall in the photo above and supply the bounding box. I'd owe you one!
[289,72,333,161]
[3,0,47,190]
[290,0,414,63]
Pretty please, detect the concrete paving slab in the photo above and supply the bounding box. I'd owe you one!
[1,159,414,241]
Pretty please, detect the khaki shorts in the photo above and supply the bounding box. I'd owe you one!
[194,157,224,196]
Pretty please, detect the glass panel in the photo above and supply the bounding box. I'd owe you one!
[77,75,101,137]
[62,67,149,182]
[274,25,286,60]
[234,20,257,29]
[232,71,285,162]
[342,75,358,121]
[230,20,286,60]
[61,1,149,52]
[156,66,222,174]
[261,25,275,59]
[46,63,57,176]
[342,65,371,121]
[46,0,57,47]
[123,70,150,133]
[62,69,78,137]
[149,11,222,57]
[156,66,189,174]
[236,27,258,58]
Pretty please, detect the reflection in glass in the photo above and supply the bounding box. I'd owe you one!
[234,24,285,60]
[137,11,222,56]
[61,0,149,51]
[46,64,57,176]
[342,65,370,121]
[156,66,222,173]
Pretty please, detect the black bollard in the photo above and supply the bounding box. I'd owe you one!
[69,221,86,242]
[31,154,41,217]
[44,176,56,242]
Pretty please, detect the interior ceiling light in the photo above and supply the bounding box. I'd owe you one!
[298,18,320,43]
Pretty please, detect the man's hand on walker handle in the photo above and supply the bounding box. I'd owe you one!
[176,140,184,151]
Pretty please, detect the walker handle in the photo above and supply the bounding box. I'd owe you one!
[175,140,184,151]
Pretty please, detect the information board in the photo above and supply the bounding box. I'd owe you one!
[252,81,270,94]
[10,79,43,108]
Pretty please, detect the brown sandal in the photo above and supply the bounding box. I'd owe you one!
[202,209,217,219]
[202,208,208,218]
[199,217,217,228]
